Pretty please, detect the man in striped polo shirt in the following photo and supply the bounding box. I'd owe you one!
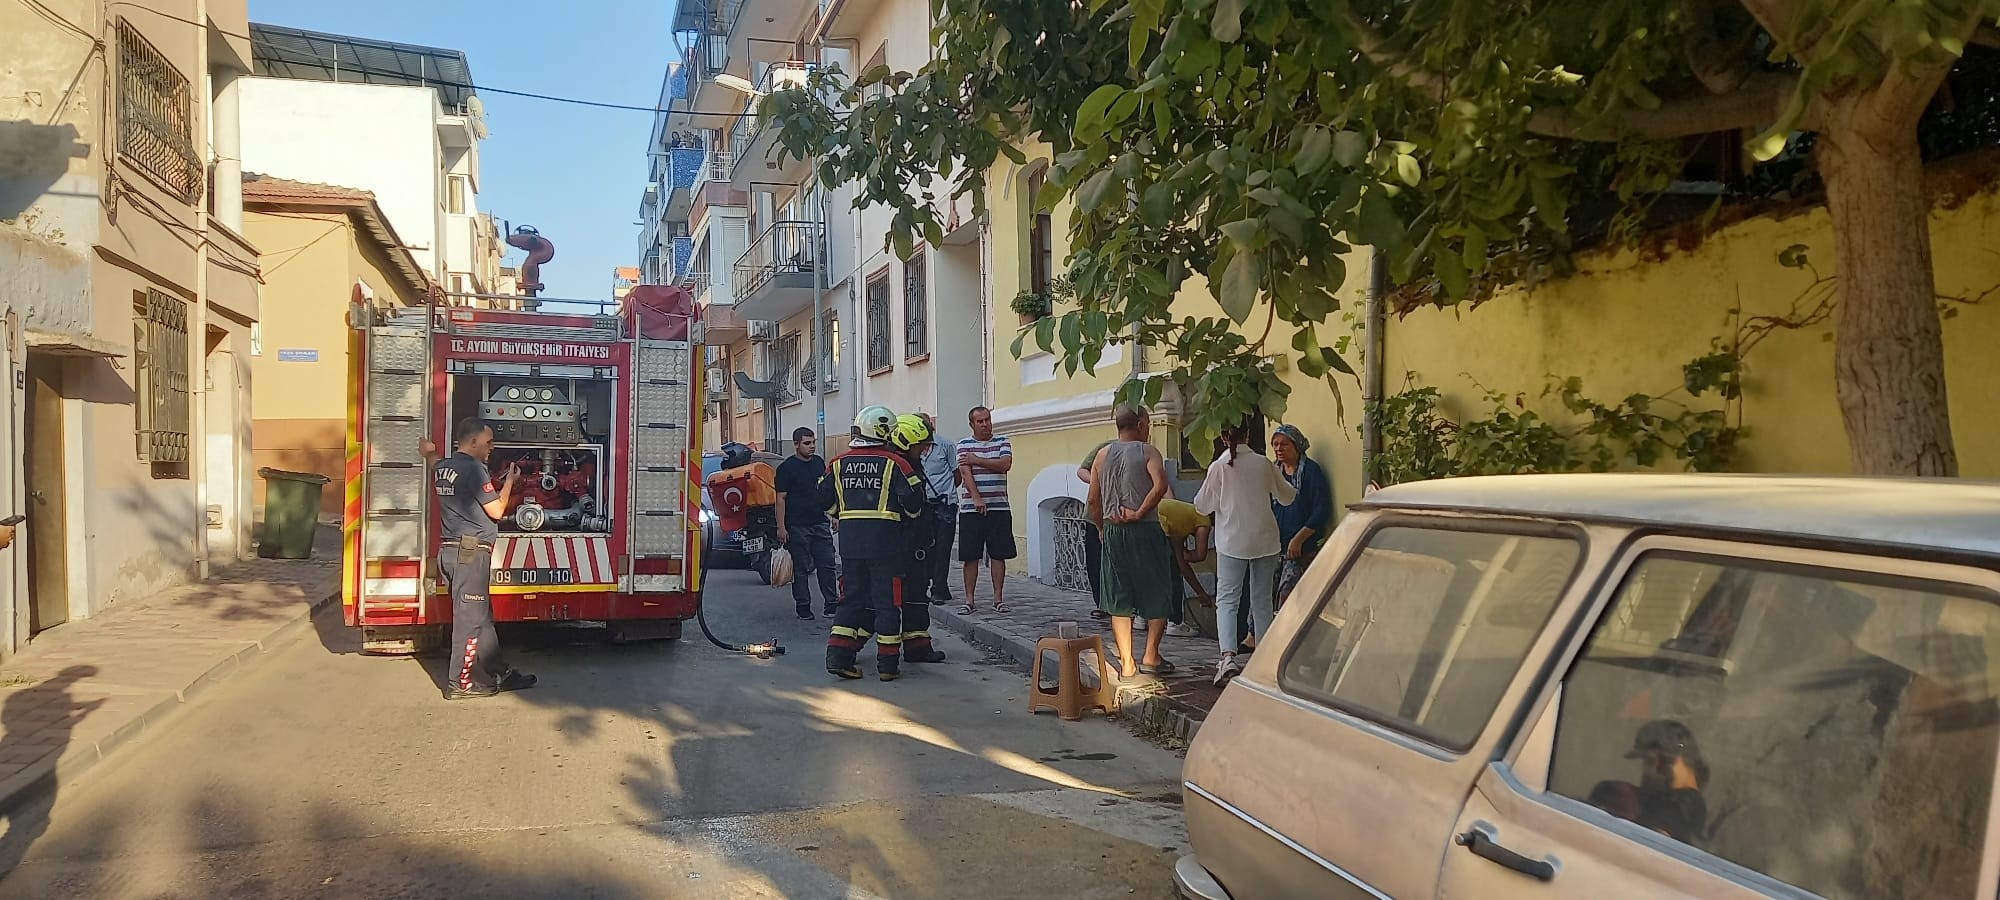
[955,406,1016,613]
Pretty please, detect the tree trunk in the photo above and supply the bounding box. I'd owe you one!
[1815,105,1958,477]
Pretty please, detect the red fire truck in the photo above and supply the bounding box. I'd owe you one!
[340,286,704,653]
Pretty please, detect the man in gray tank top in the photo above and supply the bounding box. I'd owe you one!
[1087,404,1177,679]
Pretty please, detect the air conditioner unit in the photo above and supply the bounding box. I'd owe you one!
[706,366,727,396]
[748,320,777,341]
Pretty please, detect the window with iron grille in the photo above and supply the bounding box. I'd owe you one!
[116,20,200,204]
[134,289,191,468]
[903,249,928,360]
[865,270,891,373]
[773,332,801,406]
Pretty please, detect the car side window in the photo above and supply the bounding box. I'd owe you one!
[1280,525,1582,751]
[1547,553,2000,899]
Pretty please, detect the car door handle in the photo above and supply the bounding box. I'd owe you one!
[1456,823,1557,882]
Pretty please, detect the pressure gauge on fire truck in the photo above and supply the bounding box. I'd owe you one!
[541,388,555,400]
[524,406,539,419]
[506,387,521,399]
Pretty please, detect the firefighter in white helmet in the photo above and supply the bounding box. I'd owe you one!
[823,405,927,680]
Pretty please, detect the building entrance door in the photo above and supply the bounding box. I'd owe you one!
[23,355,67,635]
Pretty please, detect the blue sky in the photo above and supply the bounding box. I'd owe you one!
[251,0,675,302]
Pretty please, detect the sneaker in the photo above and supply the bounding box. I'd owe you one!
[1211,653,1241,687]
[828,664,863,680]
[497,670,538,692]
[1165,622,1200,638]
[822,608,837,619]
[444,683,500,701]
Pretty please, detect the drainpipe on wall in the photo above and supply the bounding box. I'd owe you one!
[1360,246,1387,493]
[191,1,212,580]
[819,36,861,441]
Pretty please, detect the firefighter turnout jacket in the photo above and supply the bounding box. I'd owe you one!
[820,444,926,560]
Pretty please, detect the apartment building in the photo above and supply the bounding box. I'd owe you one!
[655,0,986,455]
[0,0,264,654]
[238,24,498,298]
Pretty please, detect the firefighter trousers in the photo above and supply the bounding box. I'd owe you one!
[440,548,509,691]
[900,545,944,663]
[826,556,904,675]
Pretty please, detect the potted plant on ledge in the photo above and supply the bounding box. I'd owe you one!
[1011,275,1074,326]
[1011,289,1050,325]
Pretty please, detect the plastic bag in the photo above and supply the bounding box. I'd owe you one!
[768,547,795,587]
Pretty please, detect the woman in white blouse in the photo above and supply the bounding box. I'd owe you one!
[1192,426,1297,685]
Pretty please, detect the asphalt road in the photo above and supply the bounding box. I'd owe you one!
[0,570,1189,899]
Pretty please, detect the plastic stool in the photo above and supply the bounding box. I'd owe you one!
[1028,634,1116,721]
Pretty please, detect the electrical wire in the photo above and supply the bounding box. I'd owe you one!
[99,3,746,118]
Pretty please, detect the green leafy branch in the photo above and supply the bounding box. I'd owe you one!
[1369,362,1746,487]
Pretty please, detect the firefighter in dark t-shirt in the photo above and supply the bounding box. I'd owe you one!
[423,418,538,700]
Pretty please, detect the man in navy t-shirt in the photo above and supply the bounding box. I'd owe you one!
[774,427,838,619]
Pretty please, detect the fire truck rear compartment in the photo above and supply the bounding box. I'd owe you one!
[449,373,615,535]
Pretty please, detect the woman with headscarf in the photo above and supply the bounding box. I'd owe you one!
[1270,424,1333,609]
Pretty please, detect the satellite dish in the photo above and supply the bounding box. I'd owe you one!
[466,95,491,139]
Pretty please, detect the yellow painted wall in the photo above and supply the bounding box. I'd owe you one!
[988,144,1134,412]
[248,211,356,424]
[245,207,427,513]
[1278,188,2000,518]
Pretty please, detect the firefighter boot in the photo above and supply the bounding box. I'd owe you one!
[900,600,945,663]
[826,626,870,680]
[825,641,865,680]
[903,638,946,664]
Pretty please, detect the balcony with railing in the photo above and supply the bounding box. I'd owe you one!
[732,219,821,322]
[728,61,815,191]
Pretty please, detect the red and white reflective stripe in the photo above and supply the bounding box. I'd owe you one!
[488,535,615,584]
[592,539,613,582]
[459,636,480,690]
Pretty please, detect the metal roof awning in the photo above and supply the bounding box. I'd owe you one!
[249,23,476,110]
[26,329,126,359]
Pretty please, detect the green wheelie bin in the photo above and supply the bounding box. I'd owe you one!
[257,468,331,559]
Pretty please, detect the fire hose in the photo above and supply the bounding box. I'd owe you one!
[694,572,785,659]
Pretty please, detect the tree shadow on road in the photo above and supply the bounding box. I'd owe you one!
[483,571,1187,897]
[0,788,666,899]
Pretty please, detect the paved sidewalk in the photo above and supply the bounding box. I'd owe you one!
[928,575,1225,743]
[0,527,340,815]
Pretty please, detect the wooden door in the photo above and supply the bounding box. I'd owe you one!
[23,356,66,634]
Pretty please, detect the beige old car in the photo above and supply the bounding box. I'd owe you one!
[1176,474,2000,900]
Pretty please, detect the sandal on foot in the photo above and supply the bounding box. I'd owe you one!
[993,601,1011,613]
[1088,609,1108,620]
[1139,660,1176,676]
[956,604,976,615]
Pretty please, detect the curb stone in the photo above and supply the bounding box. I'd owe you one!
[928,605,1206,743]
[0,588,340,819]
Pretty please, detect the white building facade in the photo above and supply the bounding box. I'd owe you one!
[654,0,987,457]
[239,24,495,296]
